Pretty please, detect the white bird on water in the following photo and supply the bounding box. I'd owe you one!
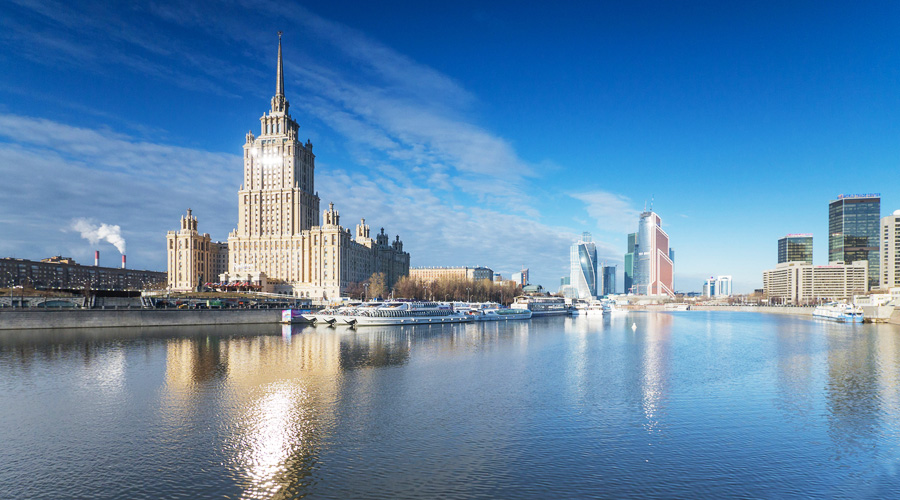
[631,322,637,331]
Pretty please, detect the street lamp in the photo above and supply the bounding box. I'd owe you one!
[364,283,369,301]
[466,287,471,303]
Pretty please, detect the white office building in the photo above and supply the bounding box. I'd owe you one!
[762,261,868,305]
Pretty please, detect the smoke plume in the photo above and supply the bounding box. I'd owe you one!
[71,218,127,254]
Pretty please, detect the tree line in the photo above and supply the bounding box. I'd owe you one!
[344,273,523,305]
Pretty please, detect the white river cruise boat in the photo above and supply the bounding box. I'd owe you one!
[511,296,570,317]
[469,307,533,321]
[351,301,473,326]
[813,302,863,323]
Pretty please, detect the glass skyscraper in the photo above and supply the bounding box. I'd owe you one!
[624,233,636,294]
[601,265,616,295]
[777,234,813,264]
[632,211,674,296]
[828,194,880,290]
[570,232,598,299]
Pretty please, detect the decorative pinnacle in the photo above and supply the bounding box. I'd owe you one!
[276,31,284,97]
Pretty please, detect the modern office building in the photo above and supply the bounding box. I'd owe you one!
[778,234,813,264]
[166,209,229,291]
[624,232,636,294]
[601,265,616,296]
[512,268,530,287]
[880,210,900,289]
[409,266,493,284]
[716,275,732,297]
[224,35,409,298]
[702,276,732,298]
[829,194,880,290]
[762,261,868,304]
[1,256,165,291]
[632,212,674,297]
[570,232,598,299]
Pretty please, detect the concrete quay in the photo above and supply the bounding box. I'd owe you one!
[688,305,814,315]
[0,309,281,330]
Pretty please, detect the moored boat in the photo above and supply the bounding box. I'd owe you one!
[351,301,473,326]
[511,296,569,316]
[813,302,863,322]
[473,307,533,321]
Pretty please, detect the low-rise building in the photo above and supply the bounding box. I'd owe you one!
[762,261,868,304]
[410,266,494,284]
[166,209,229,292]
[1,256,165,291]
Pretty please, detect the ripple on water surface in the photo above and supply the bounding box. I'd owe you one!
[1,314,900,498]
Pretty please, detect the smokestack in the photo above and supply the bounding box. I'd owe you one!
[122,254,126,269]
[95,250,99,267]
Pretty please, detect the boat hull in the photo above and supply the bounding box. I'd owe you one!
[352,314,473,326]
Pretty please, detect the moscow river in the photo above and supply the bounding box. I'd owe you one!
[2,311,900,499]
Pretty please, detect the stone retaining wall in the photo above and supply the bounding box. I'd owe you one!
[0,309,281,330]
[689,305,815,315]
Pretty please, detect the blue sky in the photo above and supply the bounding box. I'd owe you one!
[1,0,899,293]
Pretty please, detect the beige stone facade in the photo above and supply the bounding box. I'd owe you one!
[409,266,493,284]
[166,209,228,291]
[880,212,900,290]
[762,261,868,304]
[225,35,409,299]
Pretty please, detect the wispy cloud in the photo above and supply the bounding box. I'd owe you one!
[571,190,642,234]
[0,113,239,268]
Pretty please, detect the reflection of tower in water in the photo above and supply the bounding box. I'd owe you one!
[639,313,673,433]
[774,319,815,419]
[163,328,414,498]
[824,325,888,459]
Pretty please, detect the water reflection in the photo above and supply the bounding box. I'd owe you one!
[560,312,673,435]
[5,317,900,498]
[824,324,882,460]
[774,318,816,423]
[637,313,673,434]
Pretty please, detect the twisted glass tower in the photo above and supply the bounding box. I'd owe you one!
[570,232,598,299]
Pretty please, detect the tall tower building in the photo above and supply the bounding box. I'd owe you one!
[880,210,900,289]
[228,33,321,283]
[223,34,408,299]
[570,232,598,299]
[624,232,636,294]
[778,234,813,264]
[601,265,616,296]
[632,211,674,296]
[829,194,880,290]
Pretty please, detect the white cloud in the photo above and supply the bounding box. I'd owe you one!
[0,113,240,269]
[571,190,643,234]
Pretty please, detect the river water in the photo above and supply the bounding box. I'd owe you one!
[2,311,900,499]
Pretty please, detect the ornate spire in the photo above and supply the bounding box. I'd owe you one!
[276,31,284,97]
[270,32,288,114]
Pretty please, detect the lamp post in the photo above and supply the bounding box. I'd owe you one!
[364,283,369,301]
[466,287,471,303]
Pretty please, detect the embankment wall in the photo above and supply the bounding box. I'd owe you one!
[688,305,815,315]
[0,309,281,330]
